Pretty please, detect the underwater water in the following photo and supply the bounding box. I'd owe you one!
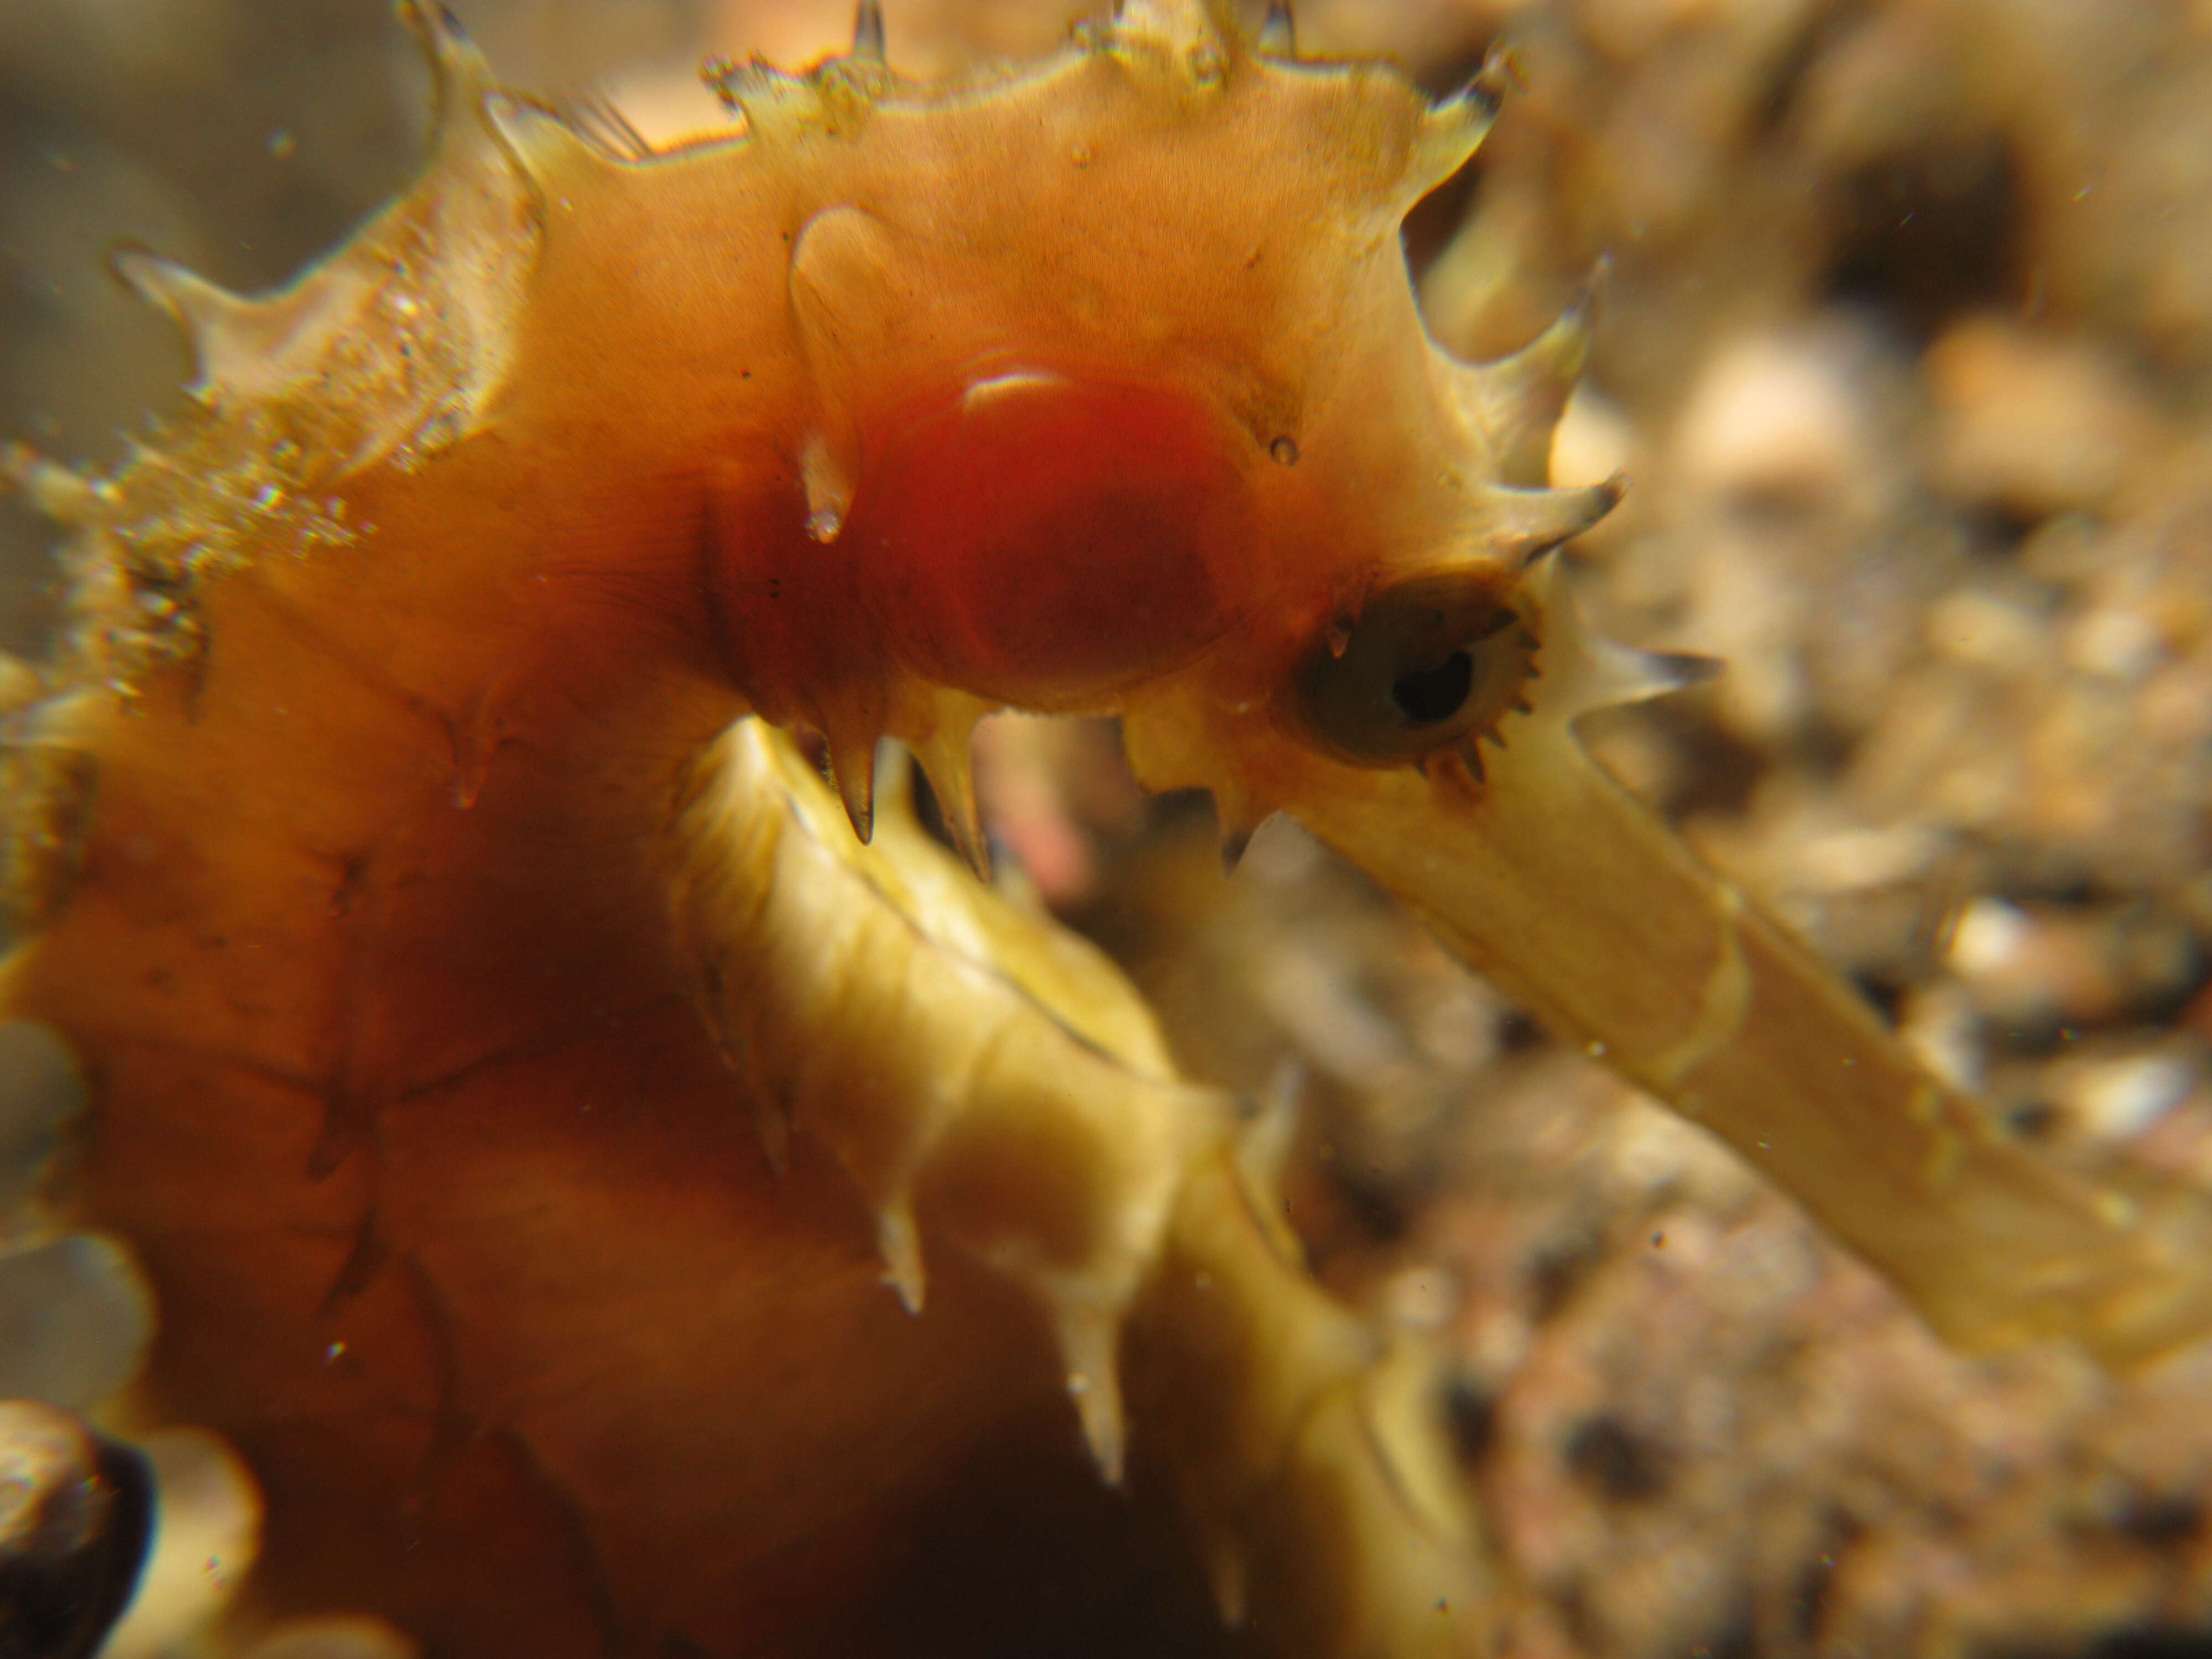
[5,1,2212,1656]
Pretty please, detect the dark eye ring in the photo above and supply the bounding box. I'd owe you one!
[1292,576,1539,769]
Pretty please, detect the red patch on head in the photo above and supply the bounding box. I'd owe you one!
[851,368,1248,708]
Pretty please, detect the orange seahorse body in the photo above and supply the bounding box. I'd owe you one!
[3,3,2210,1657]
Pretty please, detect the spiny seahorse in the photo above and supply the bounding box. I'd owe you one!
[2,2,2209,1656]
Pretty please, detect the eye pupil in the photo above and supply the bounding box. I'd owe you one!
[1391,650,1475,724]
[1295,580,1540,767]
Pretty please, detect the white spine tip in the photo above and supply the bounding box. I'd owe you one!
[1489,475,1625,563]
[1056,1311,1128,1485]
[877,1203,926,1315]
[800,434,853,546]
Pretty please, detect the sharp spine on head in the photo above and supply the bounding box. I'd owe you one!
[1488,474,1624,564]
[1215,792,1264,876]
[402,0,499,127]
[1055,1308,1128,1485]
[1259,0,1296,56]
[825,729,879,844]
[913,712,991,882]
[852,0,886,62]
[1462,256,1607,486]
[111,249,256,389]
[877,1200,926,1314]
[1405,55,1512,202]
[486,95,614,181]
[400,0,473,68]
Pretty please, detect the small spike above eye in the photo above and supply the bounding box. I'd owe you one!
[1483,474,1625,564]
[1258,1,1296,57]
[1457,257,1608,487]
[877,1198,925,1314]
[1402,51,1514,205]
[851,0,886,63]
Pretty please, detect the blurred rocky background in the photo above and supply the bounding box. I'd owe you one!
[7,1,2212,1656]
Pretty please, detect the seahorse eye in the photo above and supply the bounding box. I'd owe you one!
[1294,575,1538,766]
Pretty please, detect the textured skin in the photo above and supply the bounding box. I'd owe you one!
[3,1,2209,1655]
[0,4,1494,1653]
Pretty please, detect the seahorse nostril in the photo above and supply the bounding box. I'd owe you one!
[1391,649,1474,724]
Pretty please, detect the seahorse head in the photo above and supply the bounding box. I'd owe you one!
[663,0,1676,867]
[6,0,1691,912]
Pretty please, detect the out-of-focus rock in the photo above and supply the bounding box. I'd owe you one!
[1675,328,1886,508]
[99,1428,262,1659]
[0,1020,82,1227]
[0,1233,154,1412]
[1924,316,2172,518]
[0,1397,152,1659]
